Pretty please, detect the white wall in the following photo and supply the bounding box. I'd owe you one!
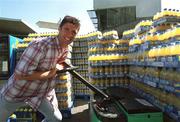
[161,0,180,11]
[93,0,161,17]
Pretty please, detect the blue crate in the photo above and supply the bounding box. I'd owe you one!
[147,80,157,88]
[153,17,180,26]
[168,112,180,122]
[151,62,164,67]
[74,94,90,100]
[164,61,180,68]
[153,77,159,83]
[164,85,175,93]
[60,108,72,118]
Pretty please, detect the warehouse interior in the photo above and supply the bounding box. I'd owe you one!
[0,0,180,122]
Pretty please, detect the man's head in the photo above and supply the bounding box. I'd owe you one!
[58,15,80,47]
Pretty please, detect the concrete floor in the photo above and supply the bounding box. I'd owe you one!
[36,98,176,122]
[62,99,91,122]
[35,99,91,122]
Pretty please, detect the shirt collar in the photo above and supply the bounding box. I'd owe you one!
[55,36,68,52]
[55,36,61,49]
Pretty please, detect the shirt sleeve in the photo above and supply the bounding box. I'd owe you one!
[15,42,44,75]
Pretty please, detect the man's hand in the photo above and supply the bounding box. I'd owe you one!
[56,64,65,70]
[47,68,57,78]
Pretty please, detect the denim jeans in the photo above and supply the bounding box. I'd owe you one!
[0,94,62,122]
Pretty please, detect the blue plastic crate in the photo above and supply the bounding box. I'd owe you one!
[74,94,90,100]
[60,108,72,118]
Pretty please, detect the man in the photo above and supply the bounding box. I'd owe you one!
[0,15,80,122]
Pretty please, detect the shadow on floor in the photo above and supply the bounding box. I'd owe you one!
[36,99,91,122]
[62,99,91,122]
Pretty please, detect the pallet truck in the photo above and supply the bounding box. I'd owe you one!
[57,64,163,122]
[57,65,126,121]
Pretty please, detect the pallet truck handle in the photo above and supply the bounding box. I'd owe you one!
[56,66,78,74]
[56,63,109,99]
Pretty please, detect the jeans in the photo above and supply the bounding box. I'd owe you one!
[0,94,62,122]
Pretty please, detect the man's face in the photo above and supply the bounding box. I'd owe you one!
[58,23,80,47]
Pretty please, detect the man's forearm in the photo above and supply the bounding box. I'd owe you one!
[15,69,56,81]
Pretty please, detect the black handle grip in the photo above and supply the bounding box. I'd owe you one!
[56,66,78,74]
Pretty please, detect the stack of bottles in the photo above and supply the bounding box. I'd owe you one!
[16,32,58,62]
[123,29,136,64]
[55,72,73,110]
[134,20,153,35]
[28,32,58,37]
[88,30,128,90]
[14,107,35,122]
[128,20,153,65]
[71,35,90,97]
[0,40,9,76]
[128,9,180,121]
[153,8,180,21]
[0,40,8,89]
[148,26,180,63]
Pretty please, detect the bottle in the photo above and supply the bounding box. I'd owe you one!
[174,42,180,55]
[7,114,17,122]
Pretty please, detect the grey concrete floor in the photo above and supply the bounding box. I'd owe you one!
[62,99,91,122]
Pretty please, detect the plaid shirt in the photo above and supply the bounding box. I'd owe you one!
[1,37,68,110]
